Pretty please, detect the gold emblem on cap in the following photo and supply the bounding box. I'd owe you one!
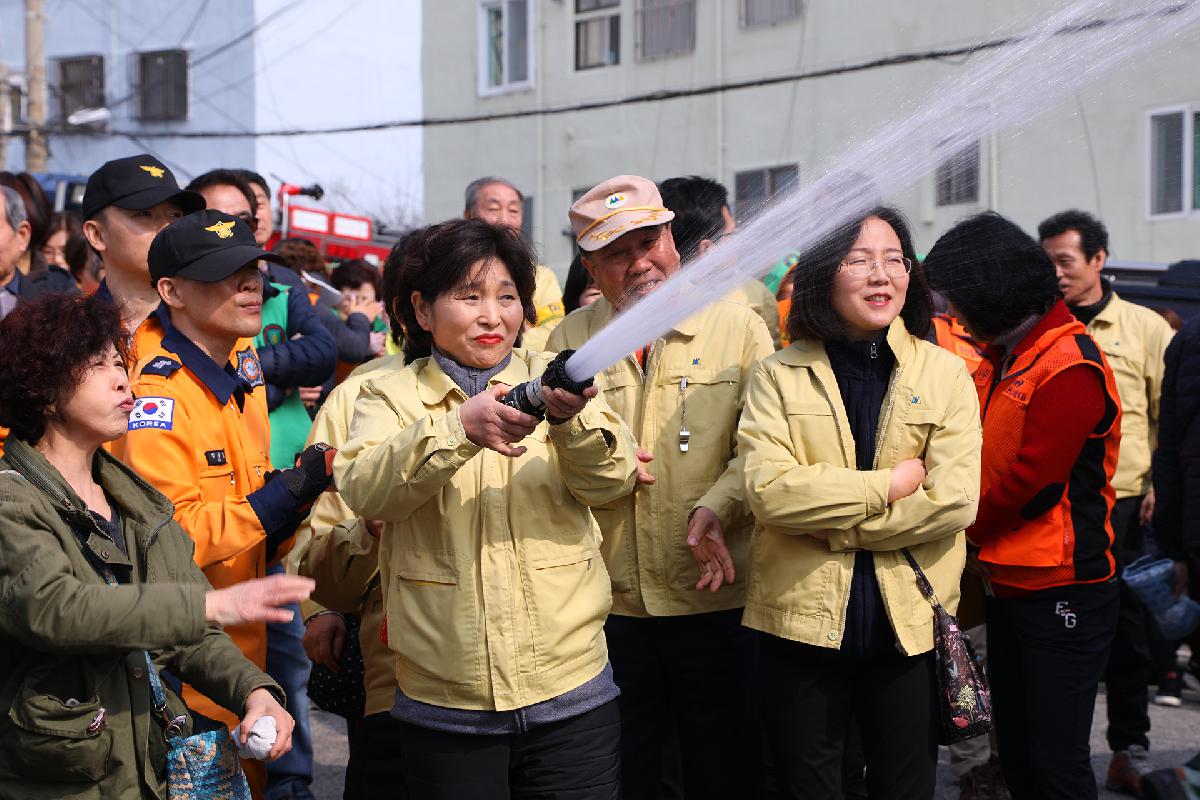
[140,165,165,178]
[205,220,237,239]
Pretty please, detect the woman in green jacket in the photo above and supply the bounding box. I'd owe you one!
[0,293,314,799]
[738,207,981,799]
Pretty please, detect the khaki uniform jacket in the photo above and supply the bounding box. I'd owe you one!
[1083,292,1174,499]
[547,298,775,617]
[729,280,782,350]
[335,349,638,711]
[0,439,279,799]
[289,354,405,717]
[739,320,981,655]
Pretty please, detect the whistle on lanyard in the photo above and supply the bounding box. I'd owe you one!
[678,376,690,453]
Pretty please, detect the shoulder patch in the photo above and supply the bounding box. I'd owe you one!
[140,356,182,377]
[128,396,175,431]
[235,348,265,388]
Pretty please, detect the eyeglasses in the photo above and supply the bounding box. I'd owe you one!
[839,256,913,278]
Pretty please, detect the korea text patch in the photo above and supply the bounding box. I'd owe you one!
[128,396,175,431]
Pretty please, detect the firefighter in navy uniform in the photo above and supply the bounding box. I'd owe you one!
[109,210,334,798]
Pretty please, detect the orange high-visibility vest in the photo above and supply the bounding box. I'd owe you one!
[974,316,1121,590]
[932,314,985,376]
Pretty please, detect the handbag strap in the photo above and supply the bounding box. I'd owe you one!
[900,547,946,612]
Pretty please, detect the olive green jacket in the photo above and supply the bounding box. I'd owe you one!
[0,438,280,799]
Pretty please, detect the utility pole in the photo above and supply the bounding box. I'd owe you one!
[25,0,47,172]
[0,62,9,168]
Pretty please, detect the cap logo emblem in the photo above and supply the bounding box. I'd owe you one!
[205,220,237,239]
[605,193,627,209]
[140,165,165,178]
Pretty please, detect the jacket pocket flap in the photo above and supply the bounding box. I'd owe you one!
[659,365,740,385]
[784,400,833,416]
[902,406,945,425]
[396,569,457,585]
[528,547,596,570]
[9,689,104,739]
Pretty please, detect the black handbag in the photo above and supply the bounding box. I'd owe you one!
[306,613,366,720]
[900,548,993,745]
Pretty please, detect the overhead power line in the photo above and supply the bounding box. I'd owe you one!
[19,6,1185,141]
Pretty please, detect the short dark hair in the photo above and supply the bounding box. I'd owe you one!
[331,259,382,296]
[272,237,327,278]
[0,293,130,444]
[231,169,270,198]
[396,219,536,363]
[1037,209,1109,261]
[787,207,932,343]
[186,169,258,217]
[562,251,592,314]
[924,211,1060,340]
[658,176,729,263]
[380,230,421,347]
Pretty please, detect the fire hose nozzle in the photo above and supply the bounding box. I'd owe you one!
[499,349,593,423]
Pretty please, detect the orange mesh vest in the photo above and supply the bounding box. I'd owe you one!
[932,314,984,376]
[975,319,1121,590]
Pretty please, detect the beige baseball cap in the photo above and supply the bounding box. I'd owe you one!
[570,175,676,252]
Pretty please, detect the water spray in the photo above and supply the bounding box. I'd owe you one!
[555,0,1200,385]
[499,349,594,423]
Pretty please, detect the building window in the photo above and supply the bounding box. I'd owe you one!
[479,0,532,94]
[935,141,980,206]
[740,0,804,27]
[637,0,694,61]
[54,55,104,121]
[734,164,798,223]
[1147,108,1197,217]
[135,49,188,121]
[576,0,621,70]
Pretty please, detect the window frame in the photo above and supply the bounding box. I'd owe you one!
[477,0,535,97]
[1146,104,1194,221]
[575,0,622,71]
[934,139,981,208]
[53,54,106,122]
[733,163,799,224]
[134,48,189,122]
[635,0,696,62]
[739,0,804,28]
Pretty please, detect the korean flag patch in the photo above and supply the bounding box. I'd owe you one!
[128,396,175,431]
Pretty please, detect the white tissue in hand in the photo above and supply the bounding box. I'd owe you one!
[232,716,277,760]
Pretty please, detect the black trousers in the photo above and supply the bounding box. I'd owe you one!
[604,609,761,800]
[757,632,938,800]
[343,712,407,800]
[396,700,621,800]
[1104,496,1154,752]
[987,580,1119,800]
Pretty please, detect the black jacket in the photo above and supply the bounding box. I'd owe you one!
[258,282,337,411]
[1152,314,1200,561]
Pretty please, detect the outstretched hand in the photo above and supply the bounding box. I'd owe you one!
[204,574,315,626]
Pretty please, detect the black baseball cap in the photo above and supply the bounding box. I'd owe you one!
[149,210,285,285]
[82,154,205,220]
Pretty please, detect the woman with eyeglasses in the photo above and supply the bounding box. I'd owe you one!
[738,207,982,799]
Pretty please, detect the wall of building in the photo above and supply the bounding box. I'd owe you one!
[0,0,424,229]
[421,0,1200,277]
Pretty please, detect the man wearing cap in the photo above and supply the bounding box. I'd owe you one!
[463,176,565,347]
[81,154,206,332]
[547,175,773,800]
[108,210,334,798]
